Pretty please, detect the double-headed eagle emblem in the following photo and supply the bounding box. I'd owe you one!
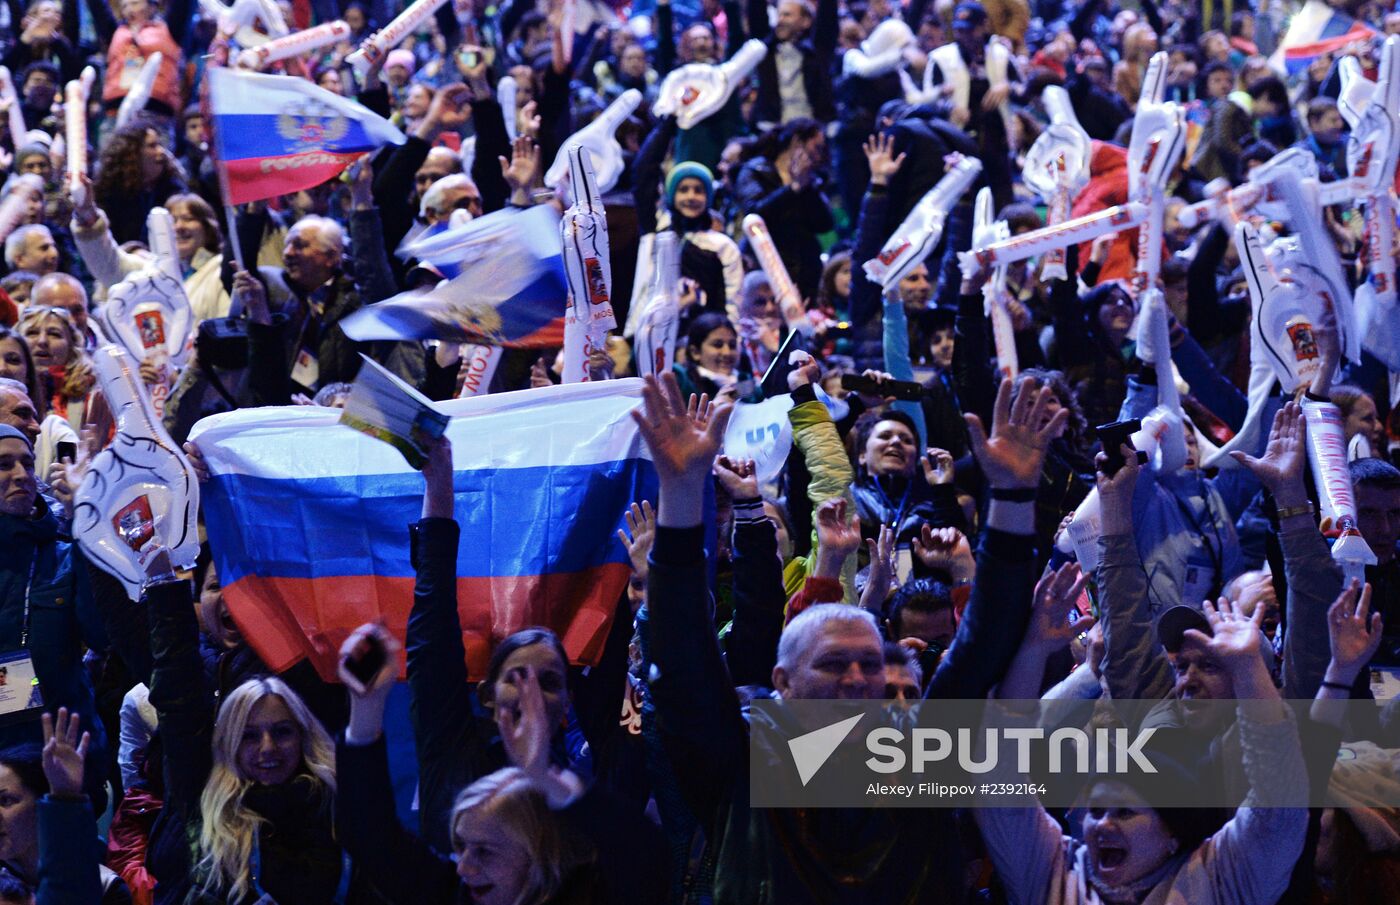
[276,99,349,150]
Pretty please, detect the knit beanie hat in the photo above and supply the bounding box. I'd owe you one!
[0,424,32,450]
[665,161,714,210]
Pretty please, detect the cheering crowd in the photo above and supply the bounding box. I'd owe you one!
[3,0,1400,902]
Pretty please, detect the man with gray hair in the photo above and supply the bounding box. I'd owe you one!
[419,174,483,227]
[0,376,74,500]
[4,223,58,275]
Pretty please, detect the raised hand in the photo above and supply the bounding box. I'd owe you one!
[337,622,402,699]
[1230,401,1307,507]
[497,664,552,775]
[863,132,906,187]
[921,448,955,486]
[616,500,656,576]
[499,135,539,193]
[981,82,1011,112]
[1024,563,1092,653]
[633,373,732,526]
[1326,580,1383,684]
[182,440,211,483]
[685,390,715,432]
[1094,443,1141,536]
[911,523,973,582]
[860,523,897,613]
[713,455,759,499]
[815,497,863,562]
[786,353,820,391]
[677,277,705,310]
[1089,231,1115,266]
[964,377,1069,489]
[530,355,553,388]
[41,708,90,799]
[1185,596,1266,670]
[518,99,541,139]
[232,268,270,325]
[71,172,98,228]
[45,425,97,510]
[632,372,732,486]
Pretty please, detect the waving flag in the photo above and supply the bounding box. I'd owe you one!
[189,380,657,681]
[207,65,405,205]
[340,204,567,347]
[1271,0,1378,76]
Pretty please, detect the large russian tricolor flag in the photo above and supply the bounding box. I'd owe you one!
[188,380,656,681]
[207,66,406,205]
[1272,0,1378,76]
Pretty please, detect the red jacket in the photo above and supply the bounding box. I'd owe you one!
[102,21,182,112]
[105,787,162,905]
[1072,141,1141,285]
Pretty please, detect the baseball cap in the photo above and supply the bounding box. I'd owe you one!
[1156,604,1210,654]
[953,2,988,31]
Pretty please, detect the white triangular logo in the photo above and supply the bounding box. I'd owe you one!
[787,713,864,786]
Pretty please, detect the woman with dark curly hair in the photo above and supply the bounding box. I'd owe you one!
[93,124,186,245]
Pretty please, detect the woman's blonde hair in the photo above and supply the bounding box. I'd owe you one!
[450,768,592,905]
[196,677,336,902]
[16,306,93,402]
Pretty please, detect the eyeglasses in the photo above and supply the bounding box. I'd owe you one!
[416,172,449,186]
[451,195,483,212]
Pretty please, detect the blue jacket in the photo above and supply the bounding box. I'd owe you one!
[0,498,107,763]
[1119,377,1272,618]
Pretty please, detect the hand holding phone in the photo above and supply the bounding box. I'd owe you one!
[338,623,399,696]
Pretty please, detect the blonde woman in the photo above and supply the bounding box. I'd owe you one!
[141,547,348,905]
[17,306,108,436]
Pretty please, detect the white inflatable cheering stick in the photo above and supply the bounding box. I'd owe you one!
[744,214,814,338]
[498,76,519,141]
[865,154,982,289]
[559,145,615,383]
[1234,220,1323,393]
[633,231,681,379]
[63,66,97,198]
[1021,85,1091,280]
[1132,288,1189,474]
[347,0,450,78]
[1176,148,1336,229]
[1274,169,1360,364]
[971,186,1017,379]
[1126,52,1186,293]
[115,52,162,129]
[0,67,28,153]
[544,89,642,196]
[198,0,278,47]
[843,18,913,79]
[71,346,201,602]
[654,38,766,130]
[146,206,184,287]
[237,20,352,70]
[98,265,194,416]
[1349,36,1400,369]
